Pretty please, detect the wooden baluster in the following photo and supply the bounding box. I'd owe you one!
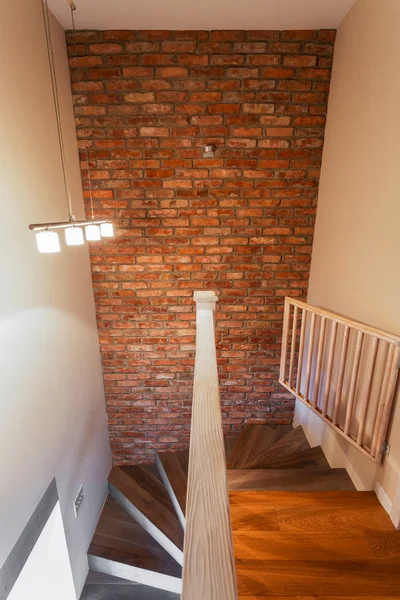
[371,344,394,457]
[372,345,400,459]
[295,309,306,394]
[322,321,337,418]
[279,299,291,384]
[333,325,350,426]
[304,312,316,402]
[313,316,326,408]
[288,305,299,388]
[356,337,379,446]
[344,330,364,436]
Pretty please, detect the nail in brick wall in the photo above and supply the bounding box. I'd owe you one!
[66,29,335,464]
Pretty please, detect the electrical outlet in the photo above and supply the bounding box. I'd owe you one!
[73,485,84,518]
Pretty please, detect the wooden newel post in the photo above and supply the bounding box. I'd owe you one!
[194,290,218,313]
[182,290,238,600]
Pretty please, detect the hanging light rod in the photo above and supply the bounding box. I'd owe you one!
[66,0,76,10]
[29,219,111,232]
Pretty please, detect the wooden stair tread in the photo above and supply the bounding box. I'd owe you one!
[248,446,329,470]
[227,424,292,469]
[236,560,400,596]
[232,530,376,561]
[157,451,188,516]
[89,496,182,578]
[109,465,184,550]
[246,425,310,469]
[229,490,377,504]
[228,467,356,492]
[237,597,400,599]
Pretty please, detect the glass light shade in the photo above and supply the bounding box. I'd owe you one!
[65,226,84,246]
[100,222,114,238]
[36,230,60,253]
[85,224,101,241]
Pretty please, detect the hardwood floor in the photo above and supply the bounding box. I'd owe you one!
[231,491,400,597]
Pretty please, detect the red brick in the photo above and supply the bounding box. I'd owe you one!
[246,31,279,41]
[232,127,262,136]
[298,68,331,80]
[69,56,103,68]
[156,67,188,78]
[246,54,281,66]
[261,67,295,78]
[211,55,245,66]
[86,68,120,80]
[208,103,241,114]
[125,92,155,103]
[142,54,175,66]
[243,103,274,114]
[67,27,334,464]
[283,55,317,67]
[162,41,196,52]
[89,43,123,54]
[177,54,209,66]
[233,42,267,53]
[280,30,317,41]
[227,67,260,78]
[293,92,325,104]
[265,127,294,137]
[210,31,245,41]
[123,67,154,77]
[140,127,169,137]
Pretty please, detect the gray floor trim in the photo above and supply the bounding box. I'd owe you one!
[86,570,138,585]
[81,582,180,600]
[0,479,58,600]
[88,555,182,595]
[108,483,184,566]
[155,454,186,530]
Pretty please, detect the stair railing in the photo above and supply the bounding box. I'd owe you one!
[182,291,238,600]
[280,297,400,461]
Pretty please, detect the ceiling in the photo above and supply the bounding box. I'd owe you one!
[48,0,357,31]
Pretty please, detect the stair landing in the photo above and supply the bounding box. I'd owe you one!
[231,490,400,597]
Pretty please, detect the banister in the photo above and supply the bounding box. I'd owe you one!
[182,291,238,600]
[280,297,400,461]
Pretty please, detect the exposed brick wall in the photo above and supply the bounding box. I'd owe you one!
[66,29,335,464]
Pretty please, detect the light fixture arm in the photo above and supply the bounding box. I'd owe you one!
[29,219,111,232]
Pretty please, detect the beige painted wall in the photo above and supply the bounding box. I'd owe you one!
[297,0,400,512]
[0,0,111,595]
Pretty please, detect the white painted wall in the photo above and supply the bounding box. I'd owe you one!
[0,0,111,595]
[8,503,76,600]
[295,0,400,524]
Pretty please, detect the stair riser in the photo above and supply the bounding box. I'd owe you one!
[156,454,186,529]
[88,555,182,594]
[108,483,184,566]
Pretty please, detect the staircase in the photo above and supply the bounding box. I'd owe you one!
[82,421,400,599]
[82,293,400,599]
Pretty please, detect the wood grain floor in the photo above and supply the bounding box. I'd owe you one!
[89,496,182,578]
[231,491,400,597]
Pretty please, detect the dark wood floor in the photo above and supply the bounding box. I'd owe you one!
[231,491,400,597]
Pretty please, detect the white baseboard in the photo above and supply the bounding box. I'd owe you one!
[374,481,393,516]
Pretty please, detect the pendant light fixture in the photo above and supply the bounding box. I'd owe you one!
[29,0,114,252]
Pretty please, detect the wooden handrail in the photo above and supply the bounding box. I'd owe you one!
[280,297,400,461]
[182,291,238,600]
